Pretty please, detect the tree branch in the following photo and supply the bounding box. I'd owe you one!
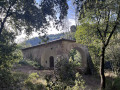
[0,5,12,35]
[0,0,17,35]
[96,14,105,44]
[105,8,120,47]
[104,9,110,38]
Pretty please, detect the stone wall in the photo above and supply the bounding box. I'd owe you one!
[22,39,93,73]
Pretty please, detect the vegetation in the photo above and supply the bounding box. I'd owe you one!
[106,77,120,90]
[0,0,68,36]
[24,73,47,90]
[18,59,42,70]
[74,0,120,89]
[0,0,120,90]
[45,58,86,90]
[0,0,68,89]
[0,30,22,89]
[23,33,64,46]
[54,58,77,84]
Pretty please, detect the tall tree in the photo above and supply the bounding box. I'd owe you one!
[74,0,120,89]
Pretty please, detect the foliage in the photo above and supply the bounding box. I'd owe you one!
[106,77,120,90]
[39,34,49,43]
[75,23,101,72]
[105,34,120,76]
[70,72,85,90]
[54,58,78,84]
[70,25,76,32]
[45,72,86,90]
[18,59,42,69]
[69,49,77,61]
[45,74,68,90]
[69,49,82,66]
[0,70,28,89]
[0,30,22,89]
[74,0,120,89]
[18,42,32,49]
[11,72,28,90]
[25,79,46,90]
[22,33,64,46]
[61,25,77,40]
[0,0,68,35]
[75,23,99,45]
[25,81,46,90]
[24,72,47,90]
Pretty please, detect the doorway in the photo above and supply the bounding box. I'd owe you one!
[49,56,54,68]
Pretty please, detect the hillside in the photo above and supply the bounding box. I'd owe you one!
[25,33,64,46]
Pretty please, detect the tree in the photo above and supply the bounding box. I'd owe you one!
[70,25,76,32]
[0,0,68,36]
[0,29,22,89]
[74,0,120,89]
[0,0,68,89]
[39,34,49,43]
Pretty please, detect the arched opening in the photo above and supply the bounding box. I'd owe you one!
[68,47,93,74]
[49,56,54,68]
[69,48,82,66]
[68,47,90,74]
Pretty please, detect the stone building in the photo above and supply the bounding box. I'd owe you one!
[22,38,94,74]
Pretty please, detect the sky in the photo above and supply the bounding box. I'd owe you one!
[15,0,76,43]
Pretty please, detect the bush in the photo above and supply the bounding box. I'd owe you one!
[0,70,14,89]
[45,74,68,90]
[24,73,47,90]
[72,72,86,90]
[18,59,42,69]
[25,80,46,90]
[12,72,28,89]
[45,72,86,90]
[54,58,78,84]
[44,57,86,90]
[0,70,28,90]
[106,77,120,90]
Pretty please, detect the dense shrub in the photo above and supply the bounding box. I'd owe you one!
[54,58,78,84]
[45,72,86,90]
[44,57,86,90]
[0,30,23,89]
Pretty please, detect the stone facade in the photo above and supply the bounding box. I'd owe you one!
[22,39,94,73]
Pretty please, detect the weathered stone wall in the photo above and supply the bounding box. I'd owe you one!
[22,40,64,68]
[22,39,92,71]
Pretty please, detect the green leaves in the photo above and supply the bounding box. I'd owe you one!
[75,23,99,45]
[0,0,69,35]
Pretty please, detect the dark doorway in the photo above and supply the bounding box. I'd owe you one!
[49,56,54,68]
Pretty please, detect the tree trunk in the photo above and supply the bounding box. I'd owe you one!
[0,28,2,35]
[100,46,106,90]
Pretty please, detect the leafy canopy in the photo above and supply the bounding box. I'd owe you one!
[0,0,68,35]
